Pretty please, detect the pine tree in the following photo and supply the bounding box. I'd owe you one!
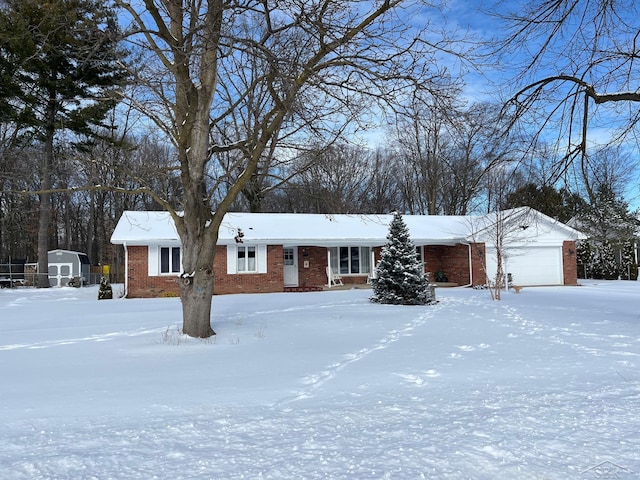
[619,240,636,280]
[98,276,113,300]
[0,0,126,287]
[576,240,592,279]
[371,212,434,305]
[577,185,637,245]
[591,242,618,280]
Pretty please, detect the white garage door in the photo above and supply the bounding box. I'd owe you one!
[485,246,563,286]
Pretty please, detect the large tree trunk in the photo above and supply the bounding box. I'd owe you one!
[178,221,217,338]
[180,266,216,338]
[37,93,56,288]
[36,190,51,288]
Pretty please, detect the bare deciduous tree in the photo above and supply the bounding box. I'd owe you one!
[470,205,538,301]
[116,0,467,337]
[498,0,640,189]
[394,91,517,215]
[289,143,375,213]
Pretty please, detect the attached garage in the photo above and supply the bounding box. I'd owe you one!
[485,246,564,286]
[478,208,585,287]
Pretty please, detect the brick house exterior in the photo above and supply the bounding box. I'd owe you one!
[112,209,584,298]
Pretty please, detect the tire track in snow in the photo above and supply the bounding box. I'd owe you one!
[274,300,449,406]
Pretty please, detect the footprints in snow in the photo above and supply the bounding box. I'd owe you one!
[280,298,497,399]
[277,305,447,405]
[399,344,492,388]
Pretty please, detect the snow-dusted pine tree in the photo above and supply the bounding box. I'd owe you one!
[573,185,638,280]
[576,240,592,279]
[370,212,434,305]
[592,242,618,280]
[619,240,637,280]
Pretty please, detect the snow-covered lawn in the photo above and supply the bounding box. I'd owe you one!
[1,281,639,479]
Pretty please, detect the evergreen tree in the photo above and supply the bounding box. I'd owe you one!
[592,242,618,280]
[576,239,592,279]
[573,185,638,280]
[0,0,126,287]
[504,183,586,223]
[619,240,637,280]
[576,185,637,245]
[371,212,434,305]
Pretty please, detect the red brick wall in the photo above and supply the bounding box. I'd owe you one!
[297,247,330,287]
[420,243,485,286]
[126,245,285,298]
[126,242,491,298]
[562,240,578,285]
[127,246,181,298]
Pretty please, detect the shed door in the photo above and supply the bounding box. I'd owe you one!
[485,246,563,286]
[49,263,74,287]
[283,247,298,287]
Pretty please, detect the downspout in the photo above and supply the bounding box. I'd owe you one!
[123,242,128,298]
[459,241,473,287]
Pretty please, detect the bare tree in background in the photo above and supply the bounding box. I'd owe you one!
[442,102,517,214]
[394,90,457,215]
[498,0,640,191]
[288,143,375,213]
[116,0,470,338]
[394,91,517,215]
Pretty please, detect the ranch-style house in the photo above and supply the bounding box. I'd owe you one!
[110,207,584,298]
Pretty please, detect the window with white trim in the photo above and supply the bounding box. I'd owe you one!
[329,246,371,275]
[226,244,268,274]
[160,247,181,274]
[237,245,257,272]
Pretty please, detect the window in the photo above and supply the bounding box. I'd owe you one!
[329,246,370,275]
[160,247,181,274]
[283,247,295,266]
[227,244,267,274]
[237,245,257,272]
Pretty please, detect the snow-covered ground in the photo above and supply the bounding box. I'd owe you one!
[1,281,639,479]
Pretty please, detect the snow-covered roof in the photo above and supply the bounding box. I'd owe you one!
[110,208,584,247]
[471,207,587,244]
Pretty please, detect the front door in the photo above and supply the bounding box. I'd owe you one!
[283,247,298,287]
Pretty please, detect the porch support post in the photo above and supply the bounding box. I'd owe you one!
[326,249,331,287]
[369,249,377,283]
[460,241,473,287]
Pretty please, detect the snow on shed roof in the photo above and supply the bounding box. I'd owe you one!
[110,211,472,246]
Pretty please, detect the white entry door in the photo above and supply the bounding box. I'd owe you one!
[283,247,298,287]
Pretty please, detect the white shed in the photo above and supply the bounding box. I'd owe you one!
[48,249,91,287]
